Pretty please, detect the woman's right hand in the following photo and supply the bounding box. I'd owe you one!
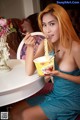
[24,32,35,47]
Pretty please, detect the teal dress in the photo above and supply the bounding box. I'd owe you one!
[26,52,80,120]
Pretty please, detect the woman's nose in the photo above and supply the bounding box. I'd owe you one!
[46,26,51,33]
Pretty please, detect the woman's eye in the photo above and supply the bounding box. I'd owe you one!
[50,23,55,26]
[42,24,46,27]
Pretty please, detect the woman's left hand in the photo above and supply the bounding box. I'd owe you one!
[44,69,59,76]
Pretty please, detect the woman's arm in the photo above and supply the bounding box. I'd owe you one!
[25,46,35,75]
[44,68,80,84]
[24,33,44,75]
[57,72,80,84]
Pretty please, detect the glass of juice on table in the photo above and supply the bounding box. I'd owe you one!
[33,56,54,76]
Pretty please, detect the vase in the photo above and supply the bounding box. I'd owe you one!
[0,36,11,73]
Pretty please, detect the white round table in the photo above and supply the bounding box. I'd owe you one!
[0,59,45,107]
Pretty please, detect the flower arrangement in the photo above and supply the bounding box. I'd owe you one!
[0,18,16,72]
[0,18,16,38]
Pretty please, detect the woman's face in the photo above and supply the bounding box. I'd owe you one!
[42,13,60,43]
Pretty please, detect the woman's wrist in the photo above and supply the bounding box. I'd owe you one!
[56,71,62,77]
[26,46,34,57]
[26,45,34,51]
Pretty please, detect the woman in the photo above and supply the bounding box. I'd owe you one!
[11,4,80,120]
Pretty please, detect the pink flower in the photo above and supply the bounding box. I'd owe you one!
[0,18,16,38]
[0,19,7,26]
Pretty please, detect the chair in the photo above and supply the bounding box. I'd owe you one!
[17,32,45,60]
[17,32,53,95]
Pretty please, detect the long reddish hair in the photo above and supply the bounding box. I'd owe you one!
[38,4,80,50]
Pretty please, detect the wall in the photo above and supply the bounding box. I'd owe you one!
[33,0,40,13]
[23,0,40,18]
[0,0,40,19]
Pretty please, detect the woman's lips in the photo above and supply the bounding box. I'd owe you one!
[47,35,54,39]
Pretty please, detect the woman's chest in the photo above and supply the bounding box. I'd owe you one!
[55,51,77,72]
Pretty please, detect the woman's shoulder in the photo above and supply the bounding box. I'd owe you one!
[72,41,80,51]
[72,41,80,53]
[71,41,80,68]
